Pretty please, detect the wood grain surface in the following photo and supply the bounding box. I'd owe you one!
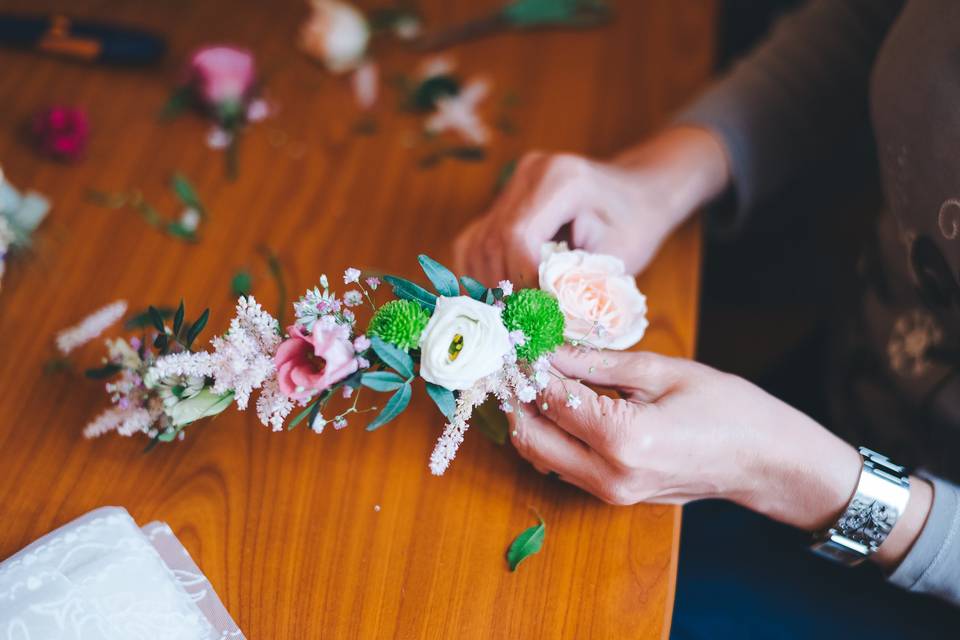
[0,0,715,637]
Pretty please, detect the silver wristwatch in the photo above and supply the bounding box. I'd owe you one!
[810,447,911,566]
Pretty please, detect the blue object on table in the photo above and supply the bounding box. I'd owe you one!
[0,13,165,65]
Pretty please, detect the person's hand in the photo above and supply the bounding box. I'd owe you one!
[453,126,730,286]
[509,346,863,531]
[509,346,935,570]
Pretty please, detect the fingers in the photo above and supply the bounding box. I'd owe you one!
[507,408,610,492]
[550,346,685,402]
[535,374,635,455]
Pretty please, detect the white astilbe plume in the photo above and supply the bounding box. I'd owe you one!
[256,377,295,431]
[83,406,153,439]
[151,296,281,412]
[56,300,128,355]
[207,296,281,409]
[429,375,499,476]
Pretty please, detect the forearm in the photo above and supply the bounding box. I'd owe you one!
[733,394,933,569]
[610,126,732,234]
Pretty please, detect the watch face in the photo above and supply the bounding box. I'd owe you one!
[836,498,899,548]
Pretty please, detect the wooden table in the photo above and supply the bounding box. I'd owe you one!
[0,0,714,636]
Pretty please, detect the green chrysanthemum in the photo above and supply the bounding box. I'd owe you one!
[367,299,430,350]
[502,289,565,361]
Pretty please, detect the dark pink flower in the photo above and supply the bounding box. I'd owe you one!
[188,45,256,107]
[274,323,358,401]
[32,106,89,162]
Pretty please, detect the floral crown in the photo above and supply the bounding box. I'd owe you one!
[70,243,648,475]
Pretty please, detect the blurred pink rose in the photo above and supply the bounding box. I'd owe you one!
[188,45,256,106]
[32,106,89,162]
[538,242,648,350]
[275,323,359,401]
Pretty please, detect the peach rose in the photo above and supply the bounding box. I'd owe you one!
[275,322,359,401]
[538,242,648,350]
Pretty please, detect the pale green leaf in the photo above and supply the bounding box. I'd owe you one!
[366,383,412,431]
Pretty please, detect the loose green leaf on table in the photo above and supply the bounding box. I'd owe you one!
[506,512,546,571]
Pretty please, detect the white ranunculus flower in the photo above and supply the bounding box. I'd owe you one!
[539,242,648,350]
[418,296,512,391]
[299,0,371,73]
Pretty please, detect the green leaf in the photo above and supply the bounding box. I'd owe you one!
[502,0,609,27]
[159,86,192,121]
[157,429,179,442]
[186,309,210,348]
[411,74,460,111]
[424,382,456,421]
[173,300,185,335]
[370,336,415,380]
[148,306,166,333]
[474,396,509,445]
[460,276,488,301]
[366,383,412,431]
[171,173,202,210]
[168,389,234,427]
[231,270,253,297]
[287,398,320,430]
[361,371,407,392]
[84,363,123,379]
[383,275,437,311]
[418,254,460,297]
[125,307,175,330]
[506,515,546,571]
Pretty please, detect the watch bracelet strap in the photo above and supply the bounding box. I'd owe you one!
[810,447,911,566]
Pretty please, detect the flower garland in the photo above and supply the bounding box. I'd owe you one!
[78,244,648,474]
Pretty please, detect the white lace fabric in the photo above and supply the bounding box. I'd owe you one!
[0,507,244,639]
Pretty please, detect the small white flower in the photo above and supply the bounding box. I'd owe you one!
[312,414,328,433]
[565,393,581,410]
[299,0,371,73]
[205,127,232,150]
[508,330,527,347]
[343,290,363,307]
[424,78,490,145]
[516,383,536,404]
[246,98,270,122]
[343,267,361,284]
[179,207,201,232]
[498,280,514,296]
[320,273,329,288]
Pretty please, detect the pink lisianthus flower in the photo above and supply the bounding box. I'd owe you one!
[188,45,256,109]
[32,106,89,162]
[274,323,359,401]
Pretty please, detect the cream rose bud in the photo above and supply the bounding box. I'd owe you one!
[299,0,370,73]
[539,242,649,350]
[418,296,512,391]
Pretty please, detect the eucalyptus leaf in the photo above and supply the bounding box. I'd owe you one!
[506,515,546,571]
[502,0,609,27]
[148,306,166,333]
[186,309,210,348]
[424,382,456,421]
[173,300,185,335]
[366,383,412,431]
[418,254,459,297]
[287,398,320,430]
[125,307,175,330]
[370,336,415,380]
[383,275,437,311]
[361,371,407,392]
[459,276,488,301]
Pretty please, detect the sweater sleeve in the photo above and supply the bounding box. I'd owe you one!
[674,0,904,226]
[888,474,960,607]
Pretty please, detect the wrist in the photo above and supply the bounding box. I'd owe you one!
[611,125,731,231]
[735,399,862,532]
[873,475,933,570]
